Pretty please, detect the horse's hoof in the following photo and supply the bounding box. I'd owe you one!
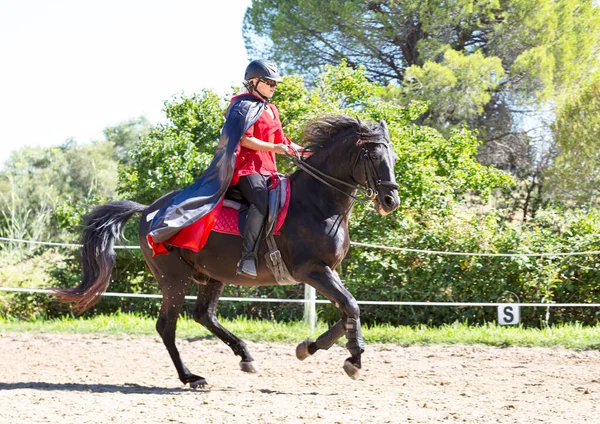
[240,360,259,373]
[343,359,360,380]
[189,377,207,388]
[296,338,313,361]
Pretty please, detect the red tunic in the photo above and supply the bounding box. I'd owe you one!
[230,96,291,186]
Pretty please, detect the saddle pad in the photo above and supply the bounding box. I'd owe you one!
[213,177,291,236]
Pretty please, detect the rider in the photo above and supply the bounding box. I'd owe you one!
[232,59,306,279]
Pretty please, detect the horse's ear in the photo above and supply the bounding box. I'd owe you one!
[380,120,391,139]
[356,116,363,129]
[380,119,389,134]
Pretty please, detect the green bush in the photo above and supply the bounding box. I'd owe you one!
[0,249,73,320]
[329,206,600,327]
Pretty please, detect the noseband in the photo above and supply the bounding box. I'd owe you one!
[286,140,399,205]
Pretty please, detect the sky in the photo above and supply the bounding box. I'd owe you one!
[0,0,253,166]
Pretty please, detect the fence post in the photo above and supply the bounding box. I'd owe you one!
[303,284,316,330]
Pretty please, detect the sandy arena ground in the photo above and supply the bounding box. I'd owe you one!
[0,332,599,423]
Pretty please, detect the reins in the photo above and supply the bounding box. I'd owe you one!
[284,142,399,206]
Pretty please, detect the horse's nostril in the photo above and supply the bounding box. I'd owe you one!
[384,195,394,207]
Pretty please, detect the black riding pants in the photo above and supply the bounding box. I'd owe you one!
[237,174,269,218]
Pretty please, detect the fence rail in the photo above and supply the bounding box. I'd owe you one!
[2,236,600,257]
[2,287,600,308]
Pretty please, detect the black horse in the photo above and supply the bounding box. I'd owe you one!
[54,115,400,387]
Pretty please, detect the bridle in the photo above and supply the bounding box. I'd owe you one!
[285,140,399,206]
[360,143,400,197]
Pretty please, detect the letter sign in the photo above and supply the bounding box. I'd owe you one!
[497,304,520,325]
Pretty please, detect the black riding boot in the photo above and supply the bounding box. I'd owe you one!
[237,204,264,279]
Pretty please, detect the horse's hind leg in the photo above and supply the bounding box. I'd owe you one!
[146,256,206,388]
[192,277,258,373]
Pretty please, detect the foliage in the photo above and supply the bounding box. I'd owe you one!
[403,48,504,127]
[2,204,599,327]
[0,173,53,254]
[245,0,600,112]
[1,141,119,205]
[103,116,152,166]
[117,91,225,204]
[546,72,600,206]
[0,141,119,245]
[0,118,155,317]
[51,193,108,236]
[0,249,73,319]
[336,206,600,327]
[0,116,152,247]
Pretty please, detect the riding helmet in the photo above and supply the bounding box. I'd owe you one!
[244,59,283,82]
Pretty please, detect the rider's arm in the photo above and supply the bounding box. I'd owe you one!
[240,135,289,155]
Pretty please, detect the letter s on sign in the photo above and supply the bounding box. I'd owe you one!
[497,304,520,326]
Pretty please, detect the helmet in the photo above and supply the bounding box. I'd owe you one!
[244,59,283,82]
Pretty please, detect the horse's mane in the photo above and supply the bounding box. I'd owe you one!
[302,115,385,154]
[291,115,388,183]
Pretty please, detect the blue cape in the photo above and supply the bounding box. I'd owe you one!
[148,94,266,243]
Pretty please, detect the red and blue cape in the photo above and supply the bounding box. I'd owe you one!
[147,94,266,253]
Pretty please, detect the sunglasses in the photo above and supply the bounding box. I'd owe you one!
[259,79,278,88]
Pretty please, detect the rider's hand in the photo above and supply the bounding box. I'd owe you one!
[273,144,289,155]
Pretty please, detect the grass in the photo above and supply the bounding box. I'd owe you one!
[1,313,599,349]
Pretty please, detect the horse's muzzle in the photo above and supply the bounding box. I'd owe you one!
[376,191,400,216]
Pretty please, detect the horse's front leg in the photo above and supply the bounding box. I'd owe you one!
[296,319,344,358]
[298,266,364,379]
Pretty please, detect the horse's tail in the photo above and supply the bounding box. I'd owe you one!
[52,200,148,314]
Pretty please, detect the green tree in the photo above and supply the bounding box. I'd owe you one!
[546,72,600,206]
[0,142,111,247]
[117,90,225,204]
[0,116,149,242]
[103,116,152,165]
[0,141,117,206]
[244,0,600,172]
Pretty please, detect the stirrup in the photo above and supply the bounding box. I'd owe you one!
[237,255,257,279]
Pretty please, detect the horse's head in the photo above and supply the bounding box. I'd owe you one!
[355,119,400,216]
[300,115,400,215]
